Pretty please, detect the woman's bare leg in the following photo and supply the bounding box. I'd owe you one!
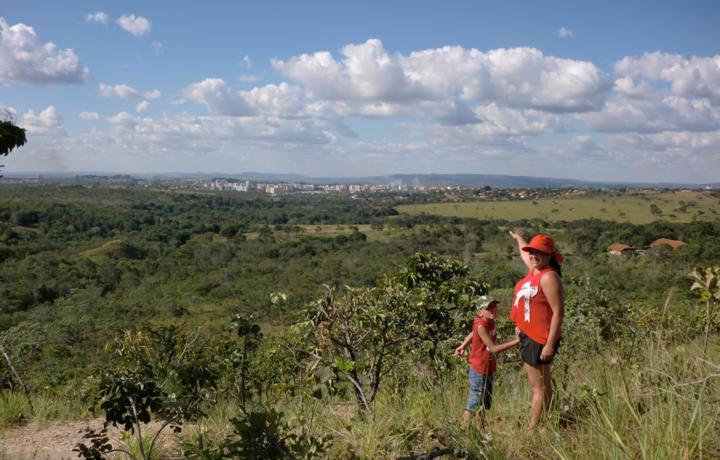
[524,363,551,428]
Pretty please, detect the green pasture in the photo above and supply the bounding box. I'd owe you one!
[397,190,720,224]
[245,224,397,242]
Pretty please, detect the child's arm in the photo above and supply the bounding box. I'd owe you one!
[477,324,519,354]
[454,332,473,357]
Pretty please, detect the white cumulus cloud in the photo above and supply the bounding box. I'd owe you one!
[558,27,574,38]
[32,40,715,182]
[183,78,256,116]
[144,89,162,99]
[407,46,610,112]
[99,83,141,99]
[613,77,660,99]
[582,94,720,134]
[106,111,135,126]
[21,106,64,135]
[79,111,100,120]
[615,52,720,101]
[136,100,150,113]
[245,83,306,117]
[0,17,89,85]
[273,39,421,103]
[85,12,108,24]
[581,52,720,135]
[86,112,336,151]
[273,39,610,113]
[116,14,151,37]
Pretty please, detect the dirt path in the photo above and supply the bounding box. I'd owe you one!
[0,419,180,460]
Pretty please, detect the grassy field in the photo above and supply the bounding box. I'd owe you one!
[396,190,720,224]
[245,224,399,242]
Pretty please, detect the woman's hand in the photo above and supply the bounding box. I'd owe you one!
[510,231,534,269]
[540,343,555,361]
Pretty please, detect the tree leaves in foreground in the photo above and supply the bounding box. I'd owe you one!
[303,252,486,410]
[0,119,27,156]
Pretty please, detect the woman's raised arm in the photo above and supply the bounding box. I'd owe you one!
[509,231,532,270]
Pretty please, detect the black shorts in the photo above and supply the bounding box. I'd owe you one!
[519,332,561,366]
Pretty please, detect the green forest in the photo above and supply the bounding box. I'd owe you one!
[1,184,719,459]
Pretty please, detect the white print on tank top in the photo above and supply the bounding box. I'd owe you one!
[514,281,538,322]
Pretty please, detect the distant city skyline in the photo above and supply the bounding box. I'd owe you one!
[2,1,719,183]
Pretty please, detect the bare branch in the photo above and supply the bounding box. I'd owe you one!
[128,396,148,460]
[341,371,371,412]
[697,358,720,371]
[175,328,201,364]
[672,373,720,388]
[148,415,180,459]
[0,342,33,409]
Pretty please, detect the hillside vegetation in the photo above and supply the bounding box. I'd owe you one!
[0,184,718,459]
[397,190,720,224]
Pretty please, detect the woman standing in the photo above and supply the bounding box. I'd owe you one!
[509,231,564,429]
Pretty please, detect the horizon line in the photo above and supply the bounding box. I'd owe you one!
[2,170,717,187]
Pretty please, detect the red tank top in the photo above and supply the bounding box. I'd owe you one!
[511,268,560,344]
[468,317,497,374]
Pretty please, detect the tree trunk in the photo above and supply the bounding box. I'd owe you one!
[703,300,710,357]
[0,342,33,409]
[427,337,442,383]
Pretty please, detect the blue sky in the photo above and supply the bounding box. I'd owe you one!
[1,1,719,182]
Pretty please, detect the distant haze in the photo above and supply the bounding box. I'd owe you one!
[4,171,718,190]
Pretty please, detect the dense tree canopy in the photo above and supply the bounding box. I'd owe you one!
[0,120,27,156]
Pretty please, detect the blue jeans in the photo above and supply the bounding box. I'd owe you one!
[466,367,493,412]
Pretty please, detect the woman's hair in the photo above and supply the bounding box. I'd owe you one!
[549,257,562,277]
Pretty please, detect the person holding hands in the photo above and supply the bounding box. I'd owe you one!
[455,295,520,425]
[509,231,565,429]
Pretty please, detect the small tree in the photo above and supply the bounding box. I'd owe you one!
[182,408,331,459]
[0,118,27,177]
[75,327,219,460]
[0,119,26,155]
[391,253,487,379]
[232,314,263,413]
[690,266,720,356]
[304,252,486,411]
[305,283,418,410]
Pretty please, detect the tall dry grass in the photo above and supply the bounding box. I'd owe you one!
[284,335,720,459]
[2,336,717,459]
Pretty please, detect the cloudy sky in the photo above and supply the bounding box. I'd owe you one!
[1,1,719,182]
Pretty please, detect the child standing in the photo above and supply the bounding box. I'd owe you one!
[454,295,520,424]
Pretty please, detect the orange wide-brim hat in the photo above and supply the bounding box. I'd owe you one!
[522,234,565,263]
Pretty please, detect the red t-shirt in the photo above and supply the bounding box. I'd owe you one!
[468,316,497,374]
[511,268,561,344]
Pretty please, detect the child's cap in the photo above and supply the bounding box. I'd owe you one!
[476,295,499,310]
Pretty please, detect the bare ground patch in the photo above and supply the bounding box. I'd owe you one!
[0,419,183,460]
